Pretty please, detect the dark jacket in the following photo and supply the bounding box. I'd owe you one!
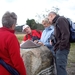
[52,15,70,51]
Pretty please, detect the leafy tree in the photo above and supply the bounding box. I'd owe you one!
[35,7,60,23]
[51,6,60,14]
[36,23,44,30]
[26,19,44,30]
[35,9,50,23]
[26,19,37,29]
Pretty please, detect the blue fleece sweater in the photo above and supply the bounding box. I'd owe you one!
[39,25,54,50]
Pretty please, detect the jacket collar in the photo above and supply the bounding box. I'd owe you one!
[0,27,15,33]
[52,15,60,24]
[45,25,54,30]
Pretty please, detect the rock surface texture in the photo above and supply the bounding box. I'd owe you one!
[20,40,53,75]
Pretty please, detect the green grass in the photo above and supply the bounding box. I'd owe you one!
[15,34,25,43]
[69,43,75,62]
[16,34,75,75]
[67,43,75,75]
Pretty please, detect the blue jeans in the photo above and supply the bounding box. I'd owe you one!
[55,49,69,75]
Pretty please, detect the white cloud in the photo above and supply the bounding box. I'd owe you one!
[53,0,75,21]
[0,0,75,27]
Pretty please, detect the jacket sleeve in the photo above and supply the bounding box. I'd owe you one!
[38,39,52,47]
[8,35,27,75]
[35,30,42,39]
[57,18,70,49]
[44,42,52,48]
[44,37,52,48]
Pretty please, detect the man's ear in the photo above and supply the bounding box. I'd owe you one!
[12,24,15,30]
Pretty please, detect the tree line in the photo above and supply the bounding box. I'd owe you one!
[15,19,44,32]
[15,7,60,32]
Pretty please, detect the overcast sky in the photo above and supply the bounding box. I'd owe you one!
[0,0,75,27]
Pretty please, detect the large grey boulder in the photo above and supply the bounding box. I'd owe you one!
[20,40,53,75]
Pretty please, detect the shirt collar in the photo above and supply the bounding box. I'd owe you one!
[45,25,54,30]
[52,15,60,24]
[0,27,15,33]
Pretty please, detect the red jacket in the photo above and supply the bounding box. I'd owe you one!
[0,27,26,75]
[23,30,42,41]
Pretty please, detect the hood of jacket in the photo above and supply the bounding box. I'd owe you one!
[52,15,60,24]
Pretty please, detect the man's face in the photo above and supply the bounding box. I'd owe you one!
[24,27,31,34]
[12,24,16,30]
[48,14,53,24]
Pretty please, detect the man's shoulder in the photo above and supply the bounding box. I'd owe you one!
[58,16,66,21]
[32,29,42,33]
[32,30,36,32]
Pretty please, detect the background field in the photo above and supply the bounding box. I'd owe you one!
[16,34,75,75]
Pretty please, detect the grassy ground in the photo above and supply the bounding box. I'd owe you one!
[16,34,75,75]
[15,34,25,43]
[67,43,75,75]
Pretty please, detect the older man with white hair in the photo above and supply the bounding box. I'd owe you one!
[48,11,70,75]
[0,11,26,75]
